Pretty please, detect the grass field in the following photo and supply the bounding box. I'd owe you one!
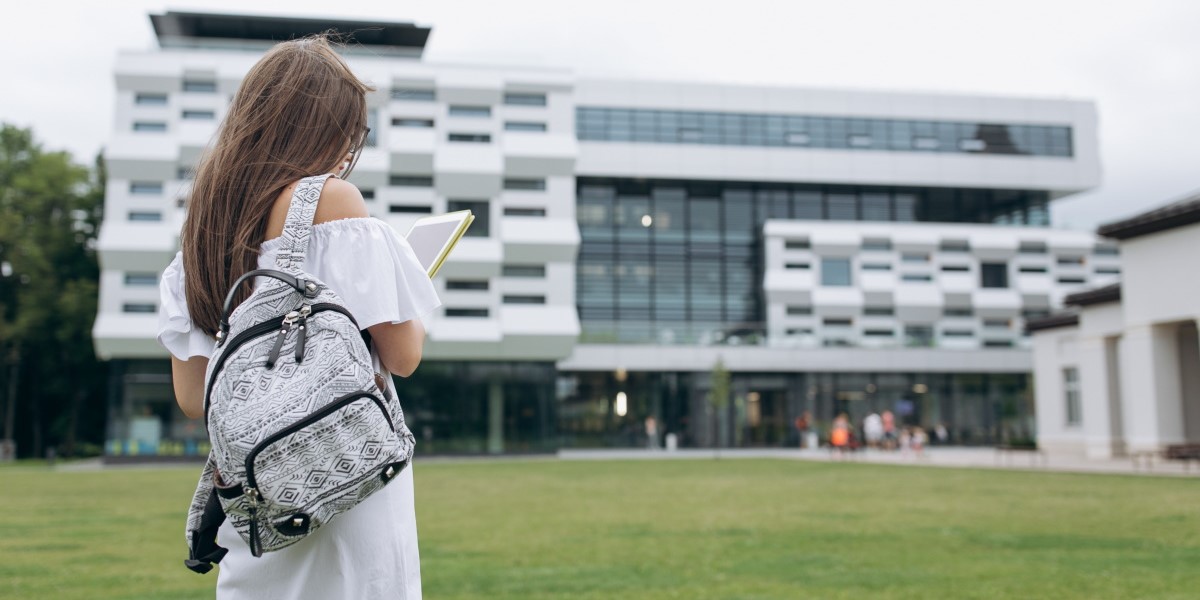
[1,459,1198,599]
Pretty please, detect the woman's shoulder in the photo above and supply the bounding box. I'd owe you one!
[312,177,368,225]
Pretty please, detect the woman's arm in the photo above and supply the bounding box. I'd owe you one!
[171,356,209,419]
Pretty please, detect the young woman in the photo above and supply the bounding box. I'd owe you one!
[156,35,440,598]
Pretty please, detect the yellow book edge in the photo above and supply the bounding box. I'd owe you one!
[424,210,475,279]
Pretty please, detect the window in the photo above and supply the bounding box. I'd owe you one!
[784,239,810,250]
[504,178,546,191]
[503,295,546,304]
[124,273,159,286]
[130,182,163,195]
[823,317,853,327]
[122,303,156,313]
[984,340,1014,348]
[133,122,166,132]
[864,329,894,337]
[1063,367,1081,426]
[177,167,193,180]
[848,134,872,148]
[785,327,814,335]
[504,92,547,106]
[360,189,375,200]
[389,175,433,187]
[901,253,930,263]
[980,263,1008,288]
[1057,256,1086,266]
[905,325,934,347]
[128,211,162,222]
[786,305,812,316]
[959,138,986,151]
[504,207,545,217]
[861,238,892,251]
[1022,309,1051,321]
[391,88,435,102]
[182,81,216,93]
[392,118,434,128]
[1057,276,1086,284]
[445,308,489,318]
[448,200,489,237]
[448,133,491,143]
[1095,267,1121,275]
[901,273,933,282]
[785,132,810,146]
[135,93,168,105]
[861,263,892,271]
[448,105,491,118]
[447,280,489,291]
[182,110,214,120]
[784,262,810,270]
[943,329,974,337]
[504,121,547,132]
[389,205,432,214]
[502,265,546,278]
[944,307,974,317]
[1018,242,1048,254]
[939,240,970,252]
[821,258,852,286]
[983,319,1011,329]
[1093,245,1120,256]
[941,265,970,272]
[864,307,894,316]
[913,137,939,150]
[1018,266,1048,273]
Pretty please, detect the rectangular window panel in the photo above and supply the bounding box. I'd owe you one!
[863,307,894,316]
[944,307,973,317]
[445,308,489,317]
[503,265,546,278]
[943,329,974,337]
[504,207,546,217]
[389,175,433,187]
[392,88,436,102]
[133,122,167,132]
[1064,367,1081,425]
[784,239,811,250]
[449,105,491,118]
[503,295,546,304]
[941,265,970,272]
[448,200,490,237]
[939,240,970,252]
[135,93,168,105]
[360,189,375,200]
[1019,241,1048,254]
[821,258,852,287]
[504,178,547,191]
[128,211,162,222]
[504,121,547,132]
[901,253,930,263]
[504,92,547,106]
[124,273,159,286]
[392,118,434,128]
[388,205,432,214]
[1093,245,1120,256]
[1018,266,1048,273]
[864,329,894,337]
[181,110,214,120]
[448,133,491,143]
[122,303,156,313]
[130,182,163,195]
[786,305,812,316]
[793,191,823,219]
[823,317,853,327]
[861,238,892,251]
[901,273,933,282]
[446,280,489,291]
[827,194,857,220]
[861,263,891,271]
[182,81,216,93]
[980,263,1009,288]
[784,262,810,270]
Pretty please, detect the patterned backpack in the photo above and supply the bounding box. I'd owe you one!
[184,173,416,573]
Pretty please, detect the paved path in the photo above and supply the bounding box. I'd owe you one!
[559,446,1200,478]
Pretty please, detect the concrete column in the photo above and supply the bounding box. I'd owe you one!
[487,379,504,454]
[1079,336,1114,458]
[1179,320,1200,442]
[1119,324,1185,452]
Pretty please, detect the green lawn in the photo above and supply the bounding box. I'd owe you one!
[1,459,1198,599]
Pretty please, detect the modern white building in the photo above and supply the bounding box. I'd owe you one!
[96,11,1107,458]
[1030,193,1200,460]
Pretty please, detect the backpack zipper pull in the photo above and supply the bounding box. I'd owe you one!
[294,306,311,364]
[265,311,299,369]
[244,486,264,557]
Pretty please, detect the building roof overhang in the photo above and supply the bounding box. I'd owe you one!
[1024,312,1080,334]
[1097,190,1200,240]
[150,11,431,57]
[1063,283,1122,307]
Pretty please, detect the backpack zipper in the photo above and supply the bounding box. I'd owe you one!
[203,303,359,426]
[240,391,395,556]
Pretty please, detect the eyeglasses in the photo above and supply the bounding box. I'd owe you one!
[350,126,372,155]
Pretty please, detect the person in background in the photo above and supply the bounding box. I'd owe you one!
[863,411,883,449]
[881,410,897,450]
[830,413,850,458]
[794,411,812,449]
[934,423,949,445]
[911,426,928,458]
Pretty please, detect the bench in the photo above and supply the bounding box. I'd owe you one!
[1131,444,1200,473]
[994,444,1047,468]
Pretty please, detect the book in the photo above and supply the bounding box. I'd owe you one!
[404,210,475,278]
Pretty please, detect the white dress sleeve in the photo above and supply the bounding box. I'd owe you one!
[157,251,217,360]
[304,218,443,329]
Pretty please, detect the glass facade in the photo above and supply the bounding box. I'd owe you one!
[556,370,1033,448]
[577,107,1074,157]
[576,177,1050,345]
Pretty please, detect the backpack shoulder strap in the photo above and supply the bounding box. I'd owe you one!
[274,173,335,273]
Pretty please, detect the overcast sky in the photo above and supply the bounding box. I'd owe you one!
[5,0,1198,230]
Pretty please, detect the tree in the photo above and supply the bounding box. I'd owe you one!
[0,124,106,459]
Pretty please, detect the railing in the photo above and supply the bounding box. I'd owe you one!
[578,321,1029,349]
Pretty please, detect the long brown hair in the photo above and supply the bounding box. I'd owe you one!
[182,34,375,337]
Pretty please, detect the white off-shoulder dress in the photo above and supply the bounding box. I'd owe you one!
[157,217,442,599]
